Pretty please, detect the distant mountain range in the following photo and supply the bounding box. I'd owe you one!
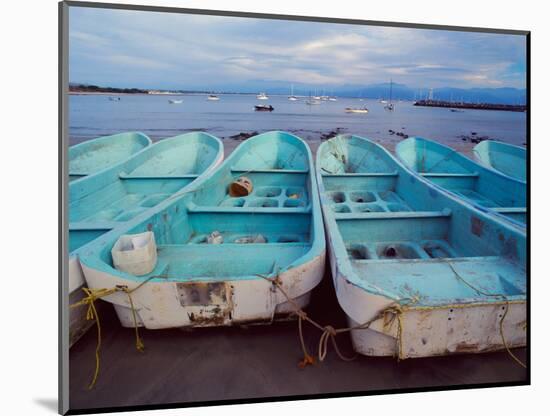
[236,82,526,105]
[70,82,527,105]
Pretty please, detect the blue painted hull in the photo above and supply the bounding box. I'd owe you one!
[396,137,526,226]
[68,132,223,345]
[317,135,526,358]
[78,131,325,329]
[473,140,526,182]
[69,132,152,182]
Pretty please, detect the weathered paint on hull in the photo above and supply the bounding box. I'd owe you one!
[318,135,526,359]
[81,252,324,329]
[68,132,224,346]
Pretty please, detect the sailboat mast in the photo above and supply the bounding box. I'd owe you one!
[389,79,393,104]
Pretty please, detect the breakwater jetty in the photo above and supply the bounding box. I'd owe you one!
[413,99,526,112]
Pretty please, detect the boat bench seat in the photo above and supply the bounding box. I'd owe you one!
[215,184,309,209]
[420,172,479,190]
[231,168,309,174]
[119,173,199,180]
[321,172,398,192]
[325,189,414,214]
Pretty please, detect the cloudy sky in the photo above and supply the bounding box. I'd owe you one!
[69,6,527,91]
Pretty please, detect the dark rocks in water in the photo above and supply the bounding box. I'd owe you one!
[395,131,409,138]
[229,131,259,141]
[457,134,490,144]
[470,135,489,144]
[388,129,395,135]
[320,127,347,140]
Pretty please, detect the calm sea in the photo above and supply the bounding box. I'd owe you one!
[69,93,526,152]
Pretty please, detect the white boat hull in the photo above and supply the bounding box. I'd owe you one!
[324,210,526,359]
[80,252,324,329]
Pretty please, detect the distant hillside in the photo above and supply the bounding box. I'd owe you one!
[69,84,148,94]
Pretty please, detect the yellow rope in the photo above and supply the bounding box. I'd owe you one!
[70,282,149,389]
[258,266,526,367]
[446,262,526,368]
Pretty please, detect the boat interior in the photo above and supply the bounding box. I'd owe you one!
[318,135,525,306]
[396,137,526,224]
[89,132,322,281]
[69,133,221,253]
[69,132,151,181]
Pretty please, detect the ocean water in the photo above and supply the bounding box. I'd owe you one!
[69,93,527,152]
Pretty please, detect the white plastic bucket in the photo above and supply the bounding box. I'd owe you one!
[111,231,157,276]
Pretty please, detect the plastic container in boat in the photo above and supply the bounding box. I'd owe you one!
[111,231,157,276]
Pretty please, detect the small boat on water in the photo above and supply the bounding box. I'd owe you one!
[68,132,224,345]
[254,105,274,111]
[305,98,321,105]
[69,132,152,182]
[288,84,298,101]
[396,137,526,225]
[473,140,526,182]
[317,135,526,358]
[168,99,183,104]
[79,131,325,330]
[384,79,395,111]
[328,97,337,102]
[345,107,369,114]
[257,92,269,100]
[207,94,220,101]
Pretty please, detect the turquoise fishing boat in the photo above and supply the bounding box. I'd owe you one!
[69,132,152,182]
[317,135,526,358]
[396,137,526,225]
[69,132,223,345]
[78,131,325,329]
[473,140,526,182]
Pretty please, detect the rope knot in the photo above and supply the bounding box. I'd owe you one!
[324,325,337,337]
[295,310,308,320]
